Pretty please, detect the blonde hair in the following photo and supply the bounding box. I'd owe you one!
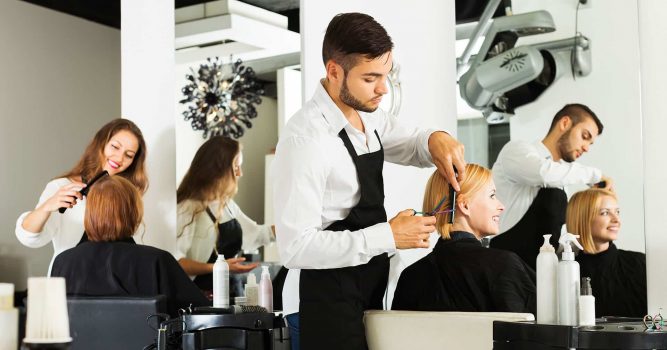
[422,164,492,239]
[566,188,617,253]
[85,176,143,242]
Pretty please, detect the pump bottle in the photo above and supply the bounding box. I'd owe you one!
[579,277,596,326]
[557,233,583,326]
[245,273,259,306]
[213,254,229,308]
[537,234,558,324]
[259,265,273,312]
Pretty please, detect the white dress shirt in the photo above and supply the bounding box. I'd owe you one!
[272,81,437,315]
[492,140,602,233]
[174,199,274,278]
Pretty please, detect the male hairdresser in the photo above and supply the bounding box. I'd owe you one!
[490,103,612,269]
[272,12,465,350]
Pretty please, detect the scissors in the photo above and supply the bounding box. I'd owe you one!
[643,308,664,331]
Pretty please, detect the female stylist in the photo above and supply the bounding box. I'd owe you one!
[176,136,274,298]
[15,118,148,275]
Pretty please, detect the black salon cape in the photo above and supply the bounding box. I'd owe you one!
[51,239,210,315]
[576,243,647,318]
[392,231,536,314]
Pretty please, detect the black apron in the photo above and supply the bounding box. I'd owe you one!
[299,129,389,350]
[193,206,243,292]
[490,187,567,270]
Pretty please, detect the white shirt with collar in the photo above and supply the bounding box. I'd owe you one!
[272,81,437,315]
[174,199,274,278]
[492,140,602,234]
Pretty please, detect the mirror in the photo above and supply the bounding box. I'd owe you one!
[456,0,646,314]
[174,1,301,265]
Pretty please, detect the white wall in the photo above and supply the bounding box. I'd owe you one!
[0,1,120,289]
[300,0,458,307]
[638,0,667,314]
[509,0,645,253]
[121,0,176,252]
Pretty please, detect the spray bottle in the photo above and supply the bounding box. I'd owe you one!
[537,234,558,324]
[557,232,583,326]
[259,265,273,312]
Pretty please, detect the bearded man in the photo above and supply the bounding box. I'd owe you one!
[490,103,612,269]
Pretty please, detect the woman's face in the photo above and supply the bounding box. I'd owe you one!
[466,179,505,237]
[590,195,621,244]
[102,130,139,175]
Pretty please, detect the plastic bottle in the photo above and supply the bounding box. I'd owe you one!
[536,234,558,324]
[213,254,229,308]
[245,273,259,306]
[557,233,583,326]
[259,265,273,312]
[579,277,596,326]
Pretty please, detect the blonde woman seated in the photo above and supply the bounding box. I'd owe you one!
[567,188,647,318]
[51,176,209,316]
[392,164,536,314]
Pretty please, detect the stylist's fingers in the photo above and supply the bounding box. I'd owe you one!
[436,157,460,192]
[226,257,246,265]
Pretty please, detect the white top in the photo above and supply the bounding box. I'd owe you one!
[175,199,274,277]
[492,140,602,233]
[272,81,437,315]
[16,177,146,276]
[15,178,87,276]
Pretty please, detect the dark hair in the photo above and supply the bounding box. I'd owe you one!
[85,176,143,242]
[60,118,148,193]
[548,103,603,136]
[322,12,394,72]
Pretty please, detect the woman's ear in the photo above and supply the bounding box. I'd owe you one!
[457,198,471,217]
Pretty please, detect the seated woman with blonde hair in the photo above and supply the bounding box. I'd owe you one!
[51,176,209,315]
[392,164,536,313]
[566,188,646,317]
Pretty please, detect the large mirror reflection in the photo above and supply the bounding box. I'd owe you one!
[456,0,646,317]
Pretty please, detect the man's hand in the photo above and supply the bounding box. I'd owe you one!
[389,209,436,249]
[596,175,614,192]
[428,131,466,191]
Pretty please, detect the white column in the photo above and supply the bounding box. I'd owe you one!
[638,0,667,312]
[122,0,177,252]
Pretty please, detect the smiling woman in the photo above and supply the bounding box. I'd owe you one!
[566,188,647,317]
[392,164,536,313]
[14,118,148,275]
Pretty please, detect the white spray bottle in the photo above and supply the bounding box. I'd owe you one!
[557,232,583,326]
[536,234,558,324]
[259,265,273,312]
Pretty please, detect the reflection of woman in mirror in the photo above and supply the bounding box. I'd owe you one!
[51,176,209,316]
[15,119,148,275]
[566,188,647,317]
[176,136,275,298]
[392,164,536,313]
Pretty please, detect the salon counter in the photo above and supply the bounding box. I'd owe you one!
[493,320,667,349]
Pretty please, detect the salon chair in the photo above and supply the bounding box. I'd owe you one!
[67,295,167,350]
[364,310,534,350]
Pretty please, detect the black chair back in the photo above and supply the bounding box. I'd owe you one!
[67,295,167,350]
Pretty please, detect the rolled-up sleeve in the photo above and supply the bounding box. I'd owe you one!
[377,112,439,167]
[273,136,395,270]
[15,181,61,248]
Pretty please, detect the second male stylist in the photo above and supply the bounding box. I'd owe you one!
[273,12,465,350]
